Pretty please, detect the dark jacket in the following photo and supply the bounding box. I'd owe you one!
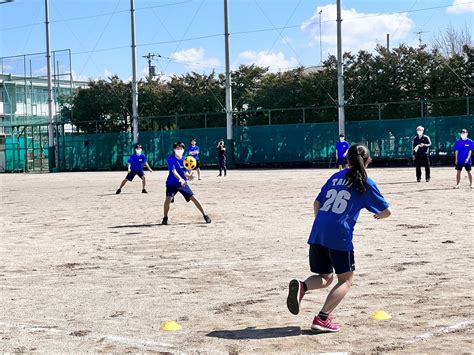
[413,135,431,157]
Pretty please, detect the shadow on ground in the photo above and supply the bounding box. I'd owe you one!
[206,326,322,340]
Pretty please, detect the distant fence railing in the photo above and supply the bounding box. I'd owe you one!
[134,96,473,132]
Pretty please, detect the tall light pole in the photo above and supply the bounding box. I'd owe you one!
[224,0,234,168]
[318,9,323,64]
[45,0,55,172]
[130,0,139,144]
[336,0,345,135]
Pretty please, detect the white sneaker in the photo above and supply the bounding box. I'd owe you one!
[453,185,460,189]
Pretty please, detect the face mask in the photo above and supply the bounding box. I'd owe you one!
[339,137,345,142]
[174,149,184,158]
[135,149,142,155]
[417,131,423,137]
[461,133,468,140]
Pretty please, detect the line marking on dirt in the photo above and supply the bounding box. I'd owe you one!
[0,320,174,350]
[406,320,472,344]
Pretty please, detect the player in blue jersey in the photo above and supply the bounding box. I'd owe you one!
[335,134,349,170]
[453,128,474,189]
[187,138,202,180]
[286,144,391,333]
[161,142,211,225]
[116,144,152,194]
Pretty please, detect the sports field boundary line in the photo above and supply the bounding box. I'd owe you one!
[0,320,174,350]
[406,320,472,344]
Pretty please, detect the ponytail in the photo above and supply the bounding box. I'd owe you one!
[346,144,369,193]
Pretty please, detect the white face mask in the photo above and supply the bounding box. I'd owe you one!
[461,133,468,140]
[174,149,184,158]
[135,149,142,155]
[417,130,423,137]
[339,137,345,142]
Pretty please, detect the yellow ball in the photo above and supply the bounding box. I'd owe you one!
[184,156,197,170]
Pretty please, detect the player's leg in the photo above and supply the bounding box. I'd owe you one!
[116,173,133,194]
[189,196,211,223]
[162,196,172,225]
[218,157,223,176]
[454,167,462,188]
[196,161,201,180]
[311,248,354,332]
[320,271,354,314]
[425,156,431,182]
[415,157,422,182]
[287,244,333,315]
[467,166,473,187]
[222,157,227,176]
[140,174,147,193]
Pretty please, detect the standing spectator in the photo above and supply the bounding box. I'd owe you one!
[187,138,202,180]
[335,134,349,170]
[216,139,227,177]
[453,128,474,189]
[412,126,431,182]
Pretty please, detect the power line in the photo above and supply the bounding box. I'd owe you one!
[0,1,192,31]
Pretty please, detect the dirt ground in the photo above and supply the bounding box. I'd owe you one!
[1,167,473,353]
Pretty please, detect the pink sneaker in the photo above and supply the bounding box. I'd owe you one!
[287,279,305,315]
[311,315,341,333]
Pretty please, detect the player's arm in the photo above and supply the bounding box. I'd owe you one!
[374,208,391,219]
[127,163,131,173]
[454,149,458,164]
[424,136,431,147]
[466,149,472,164]
[313,199,321,217]
[184,171,194,180]
[172,169,186,185]
[144,162,152,172]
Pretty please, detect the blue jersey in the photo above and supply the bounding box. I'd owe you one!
[454,138,474,165]
[336,141,349,159]
[127,154,147,172]
[166,155,189,186]
[308,169,389,251]
[188,145,200,161]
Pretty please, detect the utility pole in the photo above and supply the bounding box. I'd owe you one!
[142,53,160,81]
[386,33,390,51]
[130,0,139,144]
[318,9,323,64]
[414,30,429,46]
[224,0,234,168]
[336,0,345,135]
[45,0,55,172]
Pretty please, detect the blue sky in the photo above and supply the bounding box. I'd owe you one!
[1,0,472,81]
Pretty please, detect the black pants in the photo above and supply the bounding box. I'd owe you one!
[415,155,430,180]
[218,156,227,176]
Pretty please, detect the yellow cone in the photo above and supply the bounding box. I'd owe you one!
[160,320,182,331]
[370,310,392,320]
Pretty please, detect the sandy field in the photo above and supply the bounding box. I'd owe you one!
[0,167,473,353]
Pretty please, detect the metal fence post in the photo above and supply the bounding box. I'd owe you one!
[377,103,382,120]
[467,96,470,116]
[302,108,306,124]
[268,110,271,125]
[204,114,207,128]
[420,99,424,118]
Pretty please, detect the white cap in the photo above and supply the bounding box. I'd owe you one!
[416,126,424,131]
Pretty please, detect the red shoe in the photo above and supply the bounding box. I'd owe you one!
[287,279,305,315]
[311,315,341,333]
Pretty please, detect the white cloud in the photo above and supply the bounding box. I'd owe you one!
[447,0,474,14]
[170,48,220,72]
[301,4,414,54]
[238,50,298,71]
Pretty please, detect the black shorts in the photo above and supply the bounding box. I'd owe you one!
[336,158,347,166]
[166,184,194,202]
[455,163,472,171]
[309,244,355,275]
[126,170,145,181]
